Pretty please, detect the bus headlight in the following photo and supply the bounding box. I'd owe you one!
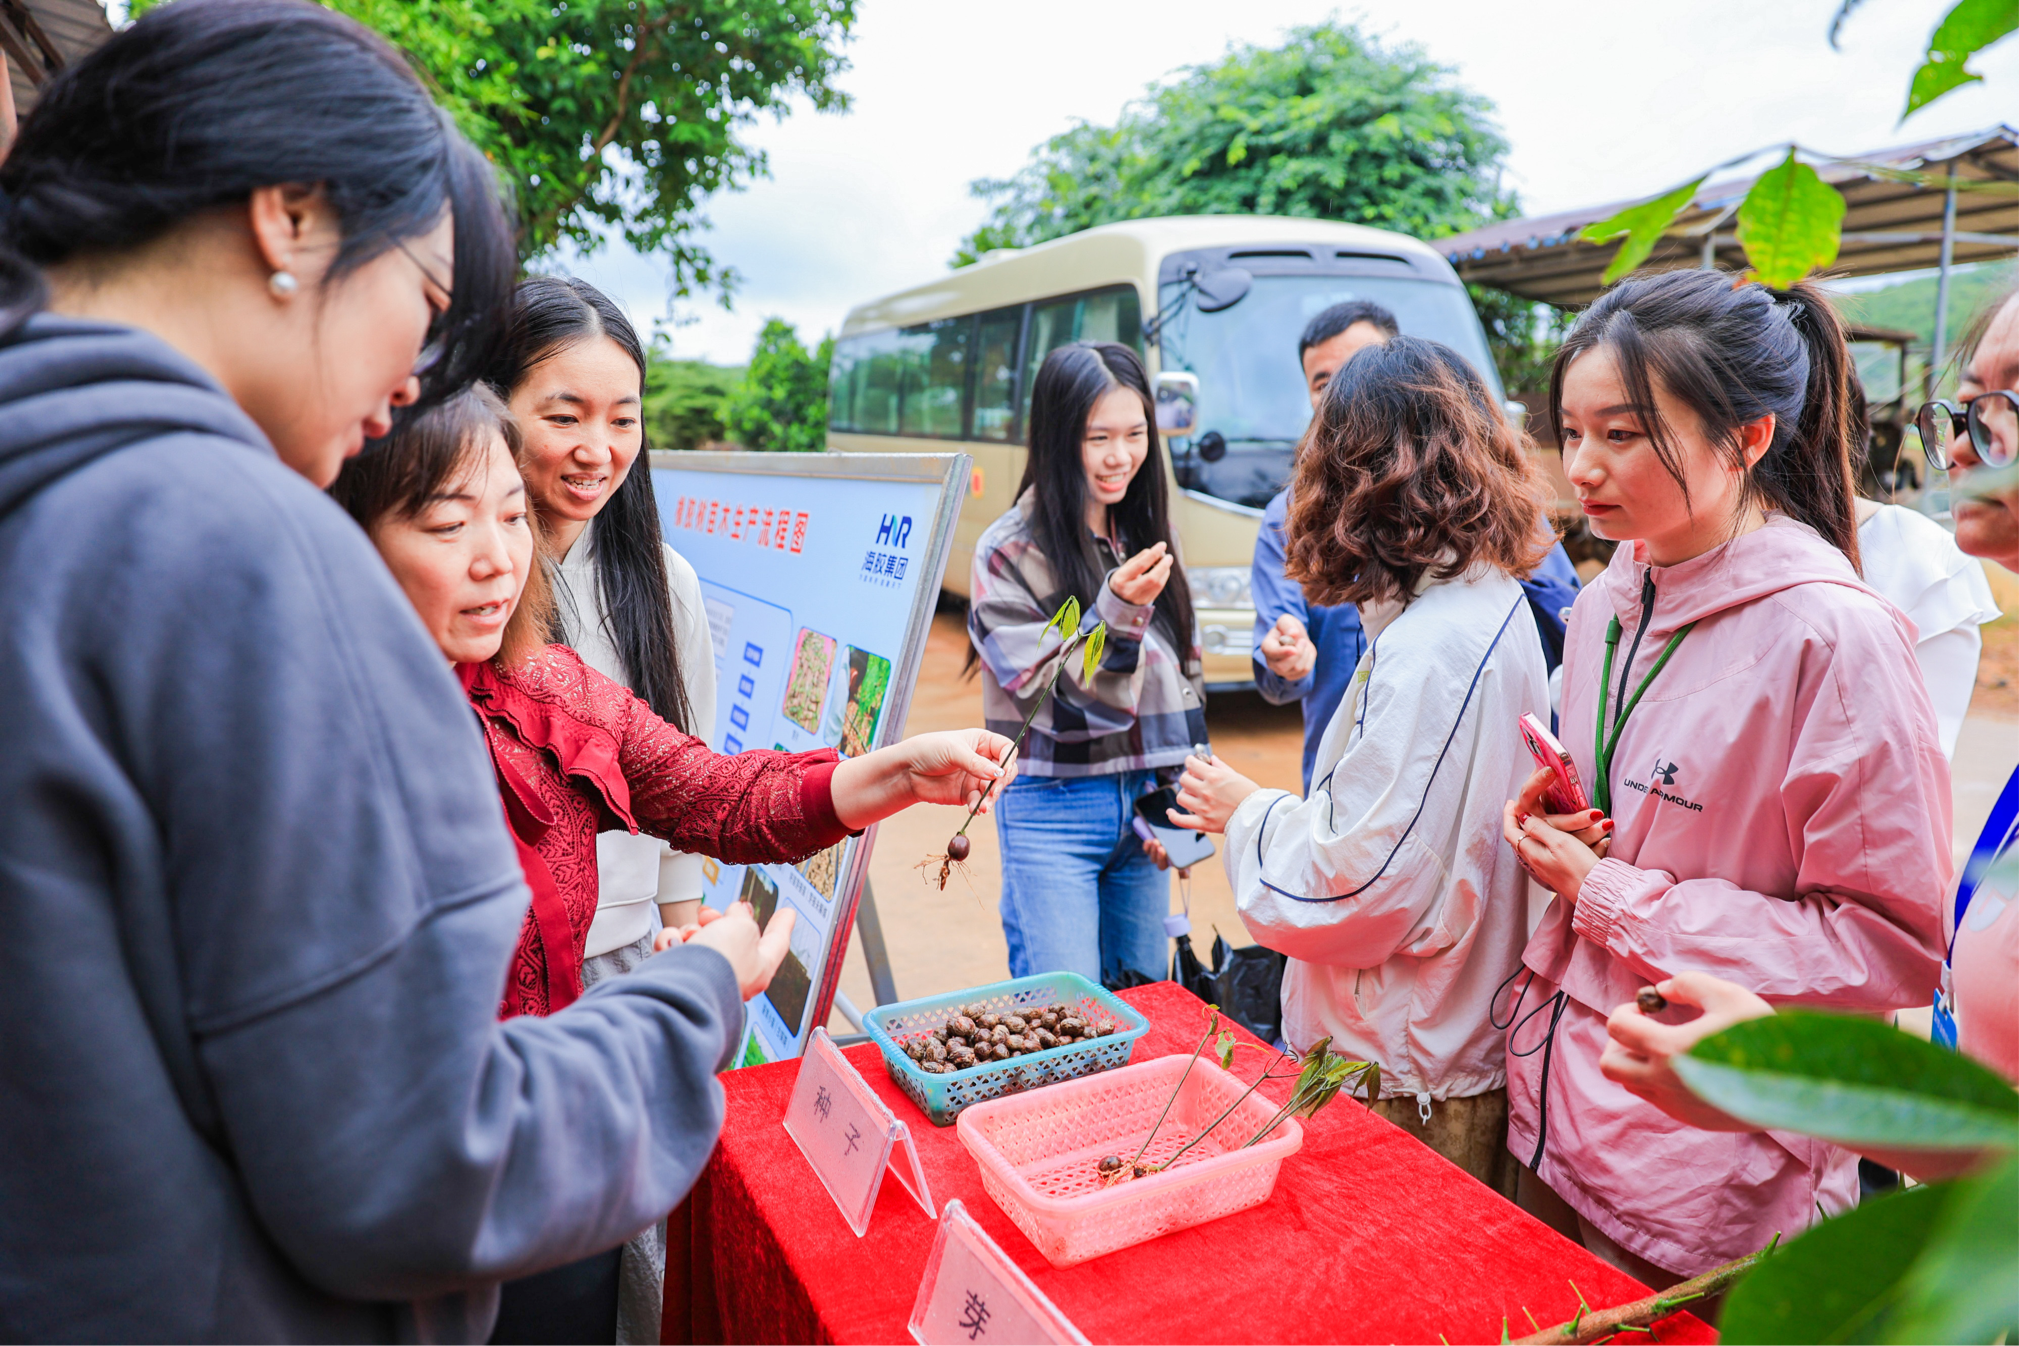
[1187,566,1253,610]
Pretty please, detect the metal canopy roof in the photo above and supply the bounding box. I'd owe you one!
[1440,126,2019,308]
[3,1,112,116]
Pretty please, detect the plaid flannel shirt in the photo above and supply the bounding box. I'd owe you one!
[967,493,1207,778]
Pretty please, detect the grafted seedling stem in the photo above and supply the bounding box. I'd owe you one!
[927,598,1107,890]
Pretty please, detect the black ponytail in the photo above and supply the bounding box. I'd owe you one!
[1769,281,1861,567]
[0,0,515,403]
[1549,269,1861,571]
[484,276,694,734]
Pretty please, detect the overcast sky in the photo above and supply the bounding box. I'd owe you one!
[560,0,2018,364]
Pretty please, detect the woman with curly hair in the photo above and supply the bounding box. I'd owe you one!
[1164,336,1550,1191]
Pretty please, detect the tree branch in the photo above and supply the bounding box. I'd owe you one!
[1511,1245,1774,1345]
[531,7,678,246]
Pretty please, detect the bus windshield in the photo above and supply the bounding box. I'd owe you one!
[1158,274,1502,509]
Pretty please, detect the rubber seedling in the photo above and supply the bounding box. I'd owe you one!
[923,597,1107,890]
[1101,1004,1377,1185]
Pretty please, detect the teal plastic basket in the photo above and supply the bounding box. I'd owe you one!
[863,972,1150,1127]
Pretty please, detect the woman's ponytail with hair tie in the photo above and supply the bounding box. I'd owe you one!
[1774,278,1861,573]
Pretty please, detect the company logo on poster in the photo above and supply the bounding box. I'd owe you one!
[672,496,811,553]
[863,512,913,587]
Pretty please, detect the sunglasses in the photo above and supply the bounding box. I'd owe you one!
[1915,391,2019,471]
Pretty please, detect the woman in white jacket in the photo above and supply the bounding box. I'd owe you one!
[1167,338,1551,1193]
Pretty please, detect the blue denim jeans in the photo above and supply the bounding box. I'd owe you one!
[994,770,1171,985]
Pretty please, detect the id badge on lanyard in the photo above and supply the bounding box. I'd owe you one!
[1939,765,2019,1051]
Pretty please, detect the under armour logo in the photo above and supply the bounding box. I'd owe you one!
[1651,758,1679,787]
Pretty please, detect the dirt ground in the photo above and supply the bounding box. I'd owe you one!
[823,611,1293,1026]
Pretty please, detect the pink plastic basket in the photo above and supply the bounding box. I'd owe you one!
[956,1053,1304,1267]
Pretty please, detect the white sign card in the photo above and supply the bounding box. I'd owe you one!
[909,1199,1088,1346]
[782,1028,935,1237]
[650,451,968,1066]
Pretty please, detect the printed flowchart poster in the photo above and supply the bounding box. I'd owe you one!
[651,453,966,1064]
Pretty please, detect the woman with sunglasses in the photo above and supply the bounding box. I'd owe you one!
[1848,376,2000,758]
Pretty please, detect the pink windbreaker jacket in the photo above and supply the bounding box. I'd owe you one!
[1506,515,1950,1275]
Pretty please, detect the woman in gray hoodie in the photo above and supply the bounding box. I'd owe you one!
[0,3,1001,1341]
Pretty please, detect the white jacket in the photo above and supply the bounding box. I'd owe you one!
[1226,568,1548,1104]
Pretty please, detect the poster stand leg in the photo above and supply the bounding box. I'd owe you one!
[856,877,899,1007]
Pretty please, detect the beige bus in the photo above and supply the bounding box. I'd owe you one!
[826,215,1507,687]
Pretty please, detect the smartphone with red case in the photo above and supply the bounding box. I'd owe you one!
[1519,712,1590,815]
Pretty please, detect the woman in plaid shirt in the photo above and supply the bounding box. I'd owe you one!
[967,341,1207,984]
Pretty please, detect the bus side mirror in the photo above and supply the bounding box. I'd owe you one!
[1155,371,1200,436]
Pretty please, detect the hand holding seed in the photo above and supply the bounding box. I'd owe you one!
[1599,972,1775,1134]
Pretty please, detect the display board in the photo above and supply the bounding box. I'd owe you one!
[649,450,970,1065]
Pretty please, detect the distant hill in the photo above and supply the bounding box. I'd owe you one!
[645,356,747,452]
[1835,262,2014,355]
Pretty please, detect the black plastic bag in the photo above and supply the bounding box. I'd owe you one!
[1101,965,1158,993]
[1214,941,1287,1045]
[1170,931,1216,1002]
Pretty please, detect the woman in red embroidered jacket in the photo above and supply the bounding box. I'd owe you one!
[333,388,1015,1018]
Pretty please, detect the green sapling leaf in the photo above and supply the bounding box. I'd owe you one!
[1081,622,1107,681]
[1043,597,1080,644]
[1217,1030,1237,1071]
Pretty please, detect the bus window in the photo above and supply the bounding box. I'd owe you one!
[1020,286,1143,421]
[827,327,906,435]
[900,317,970,438]
[1157,272,1498,508]
[971,306,1023,442]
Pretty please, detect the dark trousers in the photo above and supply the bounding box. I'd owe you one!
[489,1247,621,1345]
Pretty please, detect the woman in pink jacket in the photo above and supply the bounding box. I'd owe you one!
[1499,270,1950,1283]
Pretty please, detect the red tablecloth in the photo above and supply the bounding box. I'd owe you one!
[663,982,1714,1344]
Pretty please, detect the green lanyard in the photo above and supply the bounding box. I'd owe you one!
[1592,615,1695,815]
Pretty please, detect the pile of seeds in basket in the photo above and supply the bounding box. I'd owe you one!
[903,1004,1119,1074]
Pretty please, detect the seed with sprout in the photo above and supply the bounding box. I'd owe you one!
[1097,1155,1123,1175]
[1636,986,1668,1014]
[947,833,971,862]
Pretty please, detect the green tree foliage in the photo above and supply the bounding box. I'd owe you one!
[724,318,832,452]
[133,0,860,290]
[1468,285,1574,395]
[952,21,1513,265]
[642,344,742,451]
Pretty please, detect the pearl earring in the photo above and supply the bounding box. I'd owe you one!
[268,270,299,299]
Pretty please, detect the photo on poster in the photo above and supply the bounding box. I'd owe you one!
[839,646,892,757]
[764,949,815,1037]
[740,864,780,928]
[781,627,836,734]
[795,840,846,900]
[763,901,826,1038]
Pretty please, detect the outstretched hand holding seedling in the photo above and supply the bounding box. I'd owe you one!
[924,597,1107,891]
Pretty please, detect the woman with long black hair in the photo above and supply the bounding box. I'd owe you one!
[486,278,716,967]
[968,341,1206,985]
[0,2,986,1340]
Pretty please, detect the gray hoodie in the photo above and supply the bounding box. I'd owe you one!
[0,317,744,1342]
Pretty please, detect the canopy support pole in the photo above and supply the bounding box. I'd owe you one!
[1931,163,1959,374]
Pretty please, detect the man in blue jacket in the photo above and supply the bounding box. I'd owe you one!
[1252,302,1581,790]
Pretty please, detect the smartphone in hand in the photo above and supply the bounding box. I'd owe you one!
[1132,786,1216,869]
[1519,712,1589,815]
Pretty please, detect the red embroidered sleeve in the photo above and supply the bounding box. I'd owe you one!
[614,697,852,862]
[481,647,853,864]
